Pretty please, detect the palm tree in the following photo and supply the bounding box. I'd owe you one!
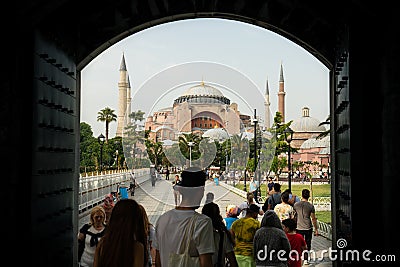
[178,133,201,164]
[97,107,117,142]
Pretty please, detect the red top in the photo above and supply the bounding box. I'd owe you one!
[286,233,307,267]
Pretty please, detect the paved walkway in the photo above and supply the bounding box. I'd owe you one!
[80,176,332,266]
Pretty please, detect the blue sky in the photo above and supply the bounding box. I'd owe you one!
[81,18,329,138]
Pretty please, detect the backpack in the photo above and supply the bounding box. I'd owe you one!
[269,193,281,210]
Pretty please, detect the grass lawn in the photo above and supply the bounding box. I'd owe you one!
[235,182,332,224]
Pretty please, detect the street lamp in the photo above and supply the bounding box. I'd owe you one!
[252,109,259,195]
[98,134,105,172]
[284,127,294,191]
[243,150,247,191]
[188,141,194,167]
[115,149,119,171]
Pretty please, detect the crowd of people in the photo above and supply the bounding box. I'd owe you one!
[78,167,319,267]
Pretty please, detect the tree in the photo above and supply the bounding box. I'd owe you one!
[145,139,164,168]
[267,111,298,179]
[80,122,99,172]
[97,107,117,142]
[129,110,145,123]
[178,133,201,162]
[230,133,249,171]
[123,110,146,169]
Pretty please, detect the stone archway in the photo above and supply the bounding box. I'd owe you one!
[4,1,399,266]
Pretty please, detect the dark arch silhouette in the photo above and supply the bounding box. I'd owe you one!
[3,1,399,266]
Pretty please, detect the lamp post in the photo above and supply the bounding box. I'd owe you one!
[115,149,119,171]
[225,149,228,172]
[98,134,105,172]
[188,141,194,167]
[242,150,247,191]
[252,109,259,195]
[284,127,294,191]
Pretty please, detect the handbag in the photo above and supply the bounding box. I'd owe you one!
[168,213,200,267]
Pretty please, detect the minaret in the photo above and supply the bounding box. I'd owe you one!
[277,62,286,122]
[264,78,271,129]
[116,53,128,137]
[126,75,132,126]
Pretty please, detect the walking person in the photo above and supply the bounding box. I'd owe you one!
[93,199,147,267]
[165,168,170,180]
[138,204,156,267]
[153,167,215,267]
[282,218,307,267]
[230,204,261,267]
[274,191,295,222]
[202,202,238,267]
[267,178,275,195]
[238,192,263,218]
[283,188,300,206]
[101,194,114,224]
[78,206,107,267]
[150,165,156,187]
[293,189,319,265]
[253,210,291,267]
[172,174,181,207]
[262,182,282,212]
[223,204,240,231]
[249,176,259,203]
[129,171,138,196]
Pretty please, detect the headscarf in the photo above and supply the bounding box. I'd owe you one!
[226,204,239,217]
[103,194,114,208]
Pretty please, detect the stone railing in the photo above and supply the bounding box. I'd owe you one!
[317,220,332,240]
[78,168,149,213]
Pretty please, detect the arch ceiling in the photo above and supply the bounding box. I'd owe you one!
[20,0,365,70]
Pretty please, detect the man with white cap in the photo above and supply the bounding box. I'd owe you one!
[153,167,215,267]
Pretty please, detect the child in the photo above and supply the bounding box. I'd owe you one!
[282,218,307,267]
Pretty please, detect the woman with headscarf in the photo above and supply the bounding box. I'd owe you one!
[253,210,291,266]
[224,204,240,231]
[102,193,114,224]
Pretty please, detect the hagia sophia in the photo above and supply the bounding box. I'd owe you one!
[115,53,330,168]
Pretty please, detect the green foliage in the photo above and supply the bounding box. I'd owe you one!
[236,183,332,224]
[178,133,202,161]
[97,107,117,141]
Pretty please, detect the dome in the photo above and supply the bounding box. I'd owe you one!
[291,107,326,132]
[319,147,330,154]
[300,136,330,149]
[202,127,229,142]
[182,82,224,97]
[174,82,230,105]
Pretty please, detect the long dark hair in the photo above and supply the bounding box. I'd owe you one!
[201,202,235,245]
[95,199,147,267]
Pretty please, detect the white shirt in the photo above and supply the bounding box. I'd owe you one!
[80,226,104,267]
[153,209,215,267]
[238,201,262,218]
